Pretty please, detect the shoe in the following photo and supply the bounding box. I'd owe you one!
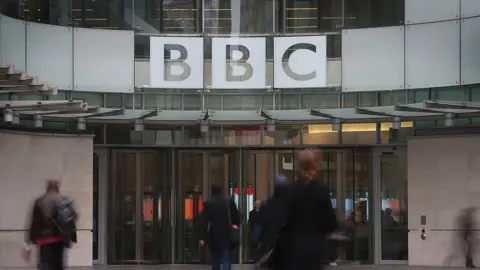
[329,262,338,266]
[466,265,475,268]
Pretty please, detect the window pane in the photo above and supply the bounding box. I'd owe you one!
[203,0,275,34]
[343,92,357,108]
[285,0,342,33]
[328,34,342,58]
[205,95,222,109]
[162,0,197,33]
[73,0,127,29]
[144,94,182,109]
[281,94,301,109]
[133,0,161,33]
[73,92,104,107]
[358,92,377,107]
[342,123,377,144]
[223,95,261,110]
[262,94,277,110]
[380,122,414,144]
[49,90,69,100]
[302,93,339,109]
[345,0,404,29]
[379,91,406,106]
[264,125,301,145]
[123,94,143,109]
[105,93,122,108]
[435,87,463,101]
[471,87,480,101]
[183,94,201,110]
[302,124,339,144]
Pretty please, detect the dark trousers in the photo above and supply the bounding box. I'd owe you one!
[327,239,338,262]
[38,242,64,270]
[466,237,475,267]
[211,248,231,270]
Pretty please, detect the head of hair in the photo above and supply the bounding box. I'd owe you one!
[295,149,321,182]
[46,178,60,193]
[211,185,223,196]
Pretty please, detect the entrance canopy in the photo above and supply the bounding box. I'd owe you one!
[3,100,480,127]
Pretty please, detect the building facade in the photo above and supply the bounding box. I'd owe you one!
[1,0,480,267]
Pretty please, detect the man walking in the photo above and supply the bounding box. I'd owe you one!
[199,185,240,270]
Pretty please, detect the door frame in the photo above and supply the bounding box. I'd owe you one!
[373,146,408,265]
[93,148,108,265]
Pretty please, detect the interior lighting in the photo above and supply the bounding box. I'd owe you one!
[34,114,43,128]
[3,109,13,123]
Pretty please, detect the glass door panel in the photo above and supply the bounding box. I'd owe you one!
[141,151,171,263]
[275,150,295,181]
[242,151,274,263]
[110,150,138,263]
[176,151,204,264]
[377,148,408,263]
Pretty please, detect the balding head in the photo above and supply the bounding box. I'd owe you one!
[46,178,60,193]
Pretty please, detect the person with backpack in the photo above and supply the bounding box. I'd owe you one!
[23,179,78,270]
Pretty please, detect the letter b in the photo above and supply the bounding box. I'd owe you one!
[164,44,191,81]
[226,45,253,81]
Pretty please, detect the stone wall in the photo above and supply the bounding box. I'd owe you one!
[0,130,93,267]
[408,135,480,266]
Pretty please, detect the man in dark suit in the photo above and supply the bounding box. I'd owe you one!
[199,185,240,270]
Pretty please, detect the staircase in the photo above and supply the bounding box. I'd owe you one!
[0,59,58,96]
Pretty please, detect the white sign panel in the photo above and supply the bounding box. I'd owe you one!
[274,36,327,88]
[150,37,203,88]
[211,37,266,89]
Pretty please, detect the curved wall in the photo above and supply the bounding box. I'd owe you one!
[1,0,480,94]
[343,0,480,92]
[0,131,93,267]
[0,14,135,93]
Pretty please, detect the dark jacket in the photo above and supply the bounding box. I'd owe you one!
[27,193,59,244]
[199,196,240,250]
[257,183,290,249]
[279,179,337,270]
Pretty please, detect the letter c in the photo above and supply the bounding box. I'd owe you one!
[282,43,316,81]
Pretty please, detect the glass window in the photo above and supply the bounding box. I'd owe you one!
[285,0,342,33]
[144,94,182,110]
[105,93,122,108]
[281,94,301,110]
[358,92,377,107]
[224,126,261,145]
[183,94,201,110]
[343,92,357,108]
[435,87,464,101]
[143,125,182,145]
[262,94,277,110]
[2,0,21,19]
[302,93,339,109]
[407,89,429,103]
[205,95,222,110]
[48,90,69,100]
[223,95,262,110]
[73,0,127,29]
[203,0,275,34]
[135,35,150,59]
[72,92,104,107]
[380,122,414,144]
[379,91,406,106]
[302,124,339,144]
[123,94,143,109]
[341,123,377,144]
[344,0,404,29]
[162,0,198,33]
[328,34,342,59]
[133,0,161,33]
[264,125,301,145]
[471,87,480,101]
[183,126,223,145]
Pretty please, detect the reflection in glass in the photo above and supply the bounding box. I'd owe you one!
[276,151,294,181]
[345,0,404,29]
[162,0,197,33]
[380,152,408,261]
[302,124,339,144]
[263,125,300,145]
[380,122,414,144]
[243,152,272,262]
[285,0,342,33]
[203,0,275,34]
[72,0,127,29]
[177,152,204,263]
[184,127,223,145]
[224,126,261,145]
[341,123,377,145]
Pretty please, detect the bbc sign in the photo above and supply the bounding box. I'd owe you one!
[150,36,327,89]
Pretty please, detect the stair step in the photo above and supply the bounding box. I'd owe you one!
[0,67,10,75]
[0,73,27,80]
[0,79,33,86]
[0,84,48,91]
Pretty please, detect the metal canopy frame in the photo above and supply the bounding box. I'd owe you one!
[5,101,480,127]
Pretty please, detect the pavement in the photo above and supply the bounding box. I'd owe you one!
[6,266,467,270]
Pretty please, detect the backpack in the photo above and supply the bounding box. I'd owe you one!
[52,196,78,244]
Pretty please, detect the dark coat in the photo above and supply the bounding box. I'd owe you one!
[278,179,337,270]
[199,196,240,251]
